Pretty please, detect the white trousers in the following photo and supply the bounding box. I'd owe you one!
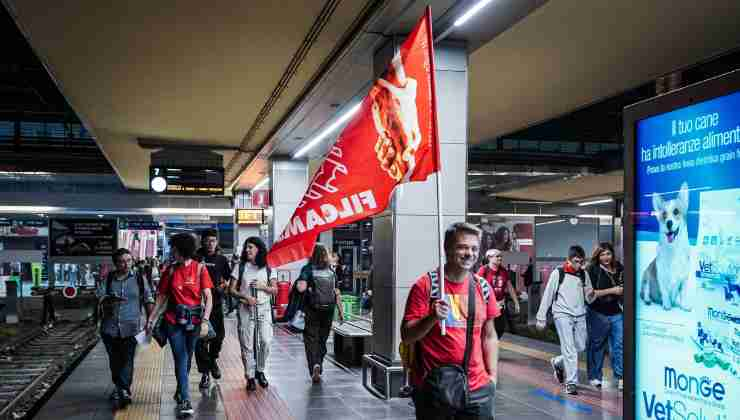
[553,314,587,385]
[237,302,273,378]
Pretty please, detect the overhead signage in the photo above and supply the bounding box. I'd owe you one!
[49,218,117,257]
[236,209,264,225]
[120,221,162,231]
[149,166,224,195]
[0,220,48,237]
[628,76,740,420]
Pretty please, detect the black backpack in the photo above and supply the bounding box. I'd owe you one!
[546,267,586,322]
[309,268,337,308]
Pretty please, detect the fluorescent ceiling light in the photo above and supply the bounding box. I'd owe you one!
[253,177,270,191]
[148,208,234,216]
[0,206,60,213]
[494,213,556,217]
[454,0,494,27]
[293,103,362,158]
[510,200,553,205]
[471,171,563,177]
[468,212,487,216]
[578,198,614,206]
[578,214,612,220]
[0,206,233,216]
[536,219,565,226]
[0,171,54,176]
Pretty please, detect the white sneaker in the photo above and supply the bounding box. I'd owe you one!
[589,379,602,389]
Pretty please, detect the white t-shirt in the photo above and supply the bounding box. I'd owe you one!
[232,262,277,305]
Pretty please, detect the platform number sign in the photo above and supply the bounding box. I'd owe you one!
[149,166,224,195]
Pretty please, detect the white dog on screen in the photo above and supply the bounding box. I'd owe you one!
[640,182,692,311]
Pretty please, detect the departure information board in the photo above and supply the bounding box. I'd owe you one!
[149,166,224,195]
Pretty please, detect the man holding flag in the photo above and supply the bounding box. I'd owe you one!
[266,8,440,269]
[265,8,499,416]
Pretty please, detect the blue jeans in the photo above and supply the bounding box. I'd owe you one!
[586,308,623,381]
[167,323,200,402]
[101,334,137,393]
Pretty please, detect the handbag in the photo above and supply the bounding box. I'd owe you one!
[199,319,217,341]
[422,274,477,411]
[289,309,305,331]
[152,315,168,347]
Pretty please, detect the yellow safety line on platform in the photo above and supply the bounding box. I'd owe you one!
[115,344,165,420]
[499,339,614,377]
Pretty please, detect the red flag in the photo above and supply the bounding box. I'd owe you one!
[267,8,440,267]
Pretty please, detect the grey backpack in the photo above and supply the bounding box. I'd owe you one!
[310,268,337,308]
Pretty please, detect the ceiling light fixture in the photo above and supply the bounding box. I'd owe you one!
[577,214,613,220]
[454,0,494,26]
[253,177,270,191]
[0,206,60,213]
[148,208,234,216]
[293,103,362,158]
[578,198,614,206]
[494,213,557,217]
[0,171,54,176]
[536,219,565,226]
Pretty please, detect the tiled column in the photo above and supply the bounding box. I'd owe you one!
[271,159,309,281]
[371,41,468,362]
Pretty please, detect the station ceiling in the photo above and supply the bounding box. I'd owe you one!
[4,0,740,200]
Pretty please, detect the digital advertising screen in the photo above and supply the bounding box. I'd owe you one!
[630,75,740,420]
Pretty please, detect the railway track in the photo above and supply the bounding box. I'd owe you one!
[0,321,98,420]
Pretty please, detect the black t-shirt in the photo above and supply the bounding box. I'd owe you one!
[196,250,231,306]
[586,263,623,316]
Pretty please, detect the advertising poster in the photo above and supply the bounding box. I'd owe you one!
[50,219,117,257]
[118,230,158,260]
[0,220,48,237]
[634,90,740,420]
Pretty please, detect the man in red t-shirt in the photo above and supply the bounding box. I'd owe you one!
[402,222,500,419]
[476,248,520,339]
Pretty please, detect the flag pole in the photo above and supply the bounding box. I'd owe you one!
[424,6,446,335]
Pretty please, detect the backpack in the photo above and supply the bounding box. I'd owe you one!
[309,268,337,308]
[399,271,491,373]
[105,270,147,301]
[236,262,272,291]
[101,270,149,321]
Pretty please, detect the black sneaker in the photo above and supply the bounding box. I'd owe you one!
[550,357,564,384]
[120,389,132,406]
[178,400,194,416]
[565,384,578,395]
[109,390,121,401]
[246,378,257,391]
[256,371,269,388]
[211,362,222,380]
[199,373,210,389]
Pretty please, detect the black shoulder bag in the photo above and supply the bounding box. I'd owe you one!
[422,274,476,411]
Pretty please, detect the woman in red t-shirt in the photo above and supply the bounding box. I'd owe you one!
[147,233,213,417]
[476,248,520,338]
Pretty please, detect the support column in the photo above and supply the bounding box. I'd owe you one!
[270,159,309,281]
[371,41,468,364]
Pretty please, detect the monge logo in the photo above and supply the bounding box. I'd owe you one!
[664,366,726,402]
[707,307,740,325]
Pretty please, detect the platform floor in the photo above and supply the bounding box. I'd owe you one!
[35,317,622,420]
